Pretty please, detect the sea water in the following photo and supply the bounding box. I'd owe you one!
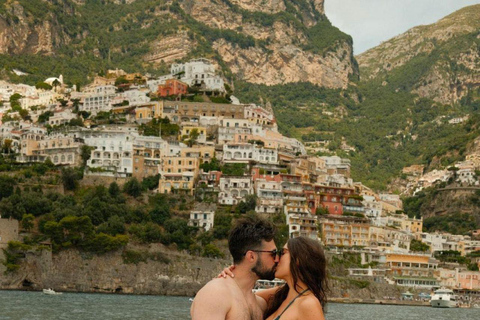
[0,290,478,320]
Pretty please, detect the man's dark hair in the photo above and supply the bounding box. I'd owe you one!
[228,216,276,264]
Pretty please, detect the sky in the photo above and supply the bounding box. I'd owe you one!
[324,0,480,54]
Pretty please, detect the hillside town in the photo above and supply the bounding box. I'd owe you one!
[1,58,479,296]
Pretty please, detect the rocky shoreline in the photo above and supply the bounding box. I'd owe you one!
[0,245,407,300]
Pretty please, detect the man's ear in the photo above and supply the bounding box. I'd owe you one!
[245,251,256,262]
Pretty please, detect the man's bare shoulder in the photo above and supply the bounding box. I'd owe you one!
[196,278,234,298]
[191,278,234,319]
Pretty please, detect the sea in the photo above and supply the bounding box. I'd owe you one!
[0,290,478,320]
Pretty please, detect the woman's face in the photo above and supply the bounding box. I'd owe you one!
[274,243,291,280]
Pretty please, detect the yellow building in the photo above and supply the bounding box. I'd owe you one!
[178,124,207,144]
[17,132,82,166]
[319,215,370,247]
[386,253,439,287]
[158,156,199,195]
[134,102,164,121]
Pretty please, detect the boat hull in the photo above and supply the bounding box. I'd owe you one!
[430,299,457,308]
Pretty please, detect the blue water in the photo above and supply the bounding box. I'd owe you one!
[0,290,478,319]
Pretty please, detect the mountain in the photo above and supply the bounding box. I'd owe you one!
[0,0,357,88]
[234,5,480,191]
[357,4,480,104]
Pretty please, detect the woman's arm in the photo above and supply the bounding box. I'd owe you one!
[255,287,281,304]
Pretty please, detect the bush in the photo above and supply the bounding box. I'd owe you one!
[202,243,224,258]
[84,233,129,254]
[123,177,143,197]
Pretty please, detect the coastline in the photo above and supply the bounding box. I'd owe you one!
[330,297,430,307]
[0,287,430,308]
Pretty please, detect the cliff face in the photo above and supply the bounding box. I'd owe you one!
[0,0,356,89]
[0,244,229,296]
[357,4,480,104]
[0,1,73,55]
[179,0,353,87]
[0,245,404,299]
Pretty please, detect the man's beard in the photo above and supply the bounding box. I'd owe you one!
[252,259,276,280]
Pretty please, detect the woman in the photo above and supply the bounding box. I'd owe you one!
[222,236,328,320]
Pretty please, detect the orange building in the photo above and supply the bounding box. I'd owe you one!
[157,79,188,97]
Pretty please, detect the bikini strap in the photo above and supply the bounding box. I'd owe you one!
[274,288,310,320]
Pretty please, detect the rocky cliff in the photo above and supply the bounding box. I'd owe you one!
[357,4,480,104]
[0,244,404,299]
[0,0,357,88]
[0,244,229,296]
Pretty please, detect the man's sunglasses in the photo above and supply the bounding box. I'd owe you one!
[246,248,288,258]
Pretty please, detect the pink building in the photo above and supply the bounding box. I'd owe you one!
[455,270,480,290]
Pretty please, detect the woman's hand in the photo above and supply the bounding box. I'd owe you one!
[217,265,235,278]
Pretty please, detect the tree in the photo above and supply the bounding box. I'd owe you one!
[316,207,329,215]
[186,128,200,147]
[61,167,81,191]
[108,182,121,197]
[213,213,232,239]
[35,82,52,90]
[1,138,13,154]
[142,174,160,190]
[149,205,171,225]
[410,239,430,252]
[202,243,224,258]
[19,109,30,121]
[52,79,61,91]
[21,214,35,232]
[0,175,15,200]
[80,145,93,166]
[123,178,143,197]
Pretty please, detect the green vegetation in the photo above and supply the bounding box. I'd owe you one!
[221,163,248,176]
[139,118,179,137]
[1,241,33,273]
[0,167,290,272]
[122,249,170,265]
[410,239,430,252]
[423,212,478,235]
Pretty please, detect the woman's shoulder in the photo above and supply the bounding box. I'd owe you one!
[296,295,324,319]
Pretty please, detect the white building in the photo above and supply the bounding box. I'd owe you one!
[320,155,351,176]
[419,232,450,252]
[80,85,116,114]
[363,195,383,219]
[223,143,278,164]
[48,109,77,126]
[20,90,61,109]
[188,204,216,231]
[170,58,225,92]
[219,176,253,205]
[255,179,283,214]
[76,126,138,174]
[456,167,477,185]
[111,89,150,107]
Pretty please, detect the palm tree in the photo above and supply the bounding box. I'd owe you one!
[52,79,61,91]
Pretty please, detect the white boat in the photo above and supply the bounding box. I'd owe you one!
[253,279,285,293]
[43,288,62,295]
[430,288,458,308]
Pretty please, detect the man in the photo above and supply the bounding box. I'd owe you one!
[191,216,279,320]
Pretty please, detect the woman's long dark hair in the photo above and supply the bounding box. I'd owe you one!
[264,237,328,318]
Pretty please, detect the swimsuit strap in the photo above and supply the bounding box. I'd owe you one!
[274,288,310,320]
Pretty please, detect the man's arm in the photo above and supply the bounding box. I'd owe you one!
[191,279,231,320]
